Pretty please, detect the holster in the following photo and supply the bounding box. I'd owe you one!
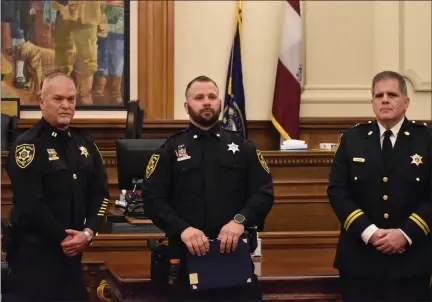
[245,226,258,253]
[1,219,19,261]
[147,238,170,288]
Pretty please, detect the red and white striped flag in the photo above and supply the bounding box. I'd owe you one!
[272,0,302,140]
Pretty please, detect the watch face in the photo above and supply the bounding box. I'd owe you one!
[234,214,245,224]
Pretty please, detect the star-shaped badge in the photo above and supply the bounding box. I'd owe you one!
[410,154,423,166]
[227,142,239,154]
[79,146,89,158]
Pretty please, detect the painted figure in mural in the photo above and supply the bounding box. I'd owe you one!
[52,1,106,105]
[93,0,124,105]
[28,0,56,49]
[1,0,30,89]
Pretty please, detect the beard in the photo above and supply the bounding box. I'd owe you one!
[187,104,221,127]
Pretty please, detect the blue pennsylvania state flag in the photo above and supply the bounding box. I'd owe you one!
[222,1,247,138]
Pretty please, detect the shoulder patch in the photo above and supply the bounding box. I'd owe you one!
[93,143,103,160]
[146,154,160,179]
[15,144,36,169]
[333,133,343,157]
[256,150,270,173]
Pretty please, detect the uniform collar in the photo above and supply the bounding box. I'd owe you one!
[41,117,72,140]
[187,122,222,140]
[377,116,405,138]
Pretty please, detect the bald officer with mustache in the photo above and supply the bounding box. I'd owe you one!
[5,72,109,302]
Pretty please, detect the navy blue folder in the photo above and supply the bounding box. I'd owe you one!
[185,237,254,291]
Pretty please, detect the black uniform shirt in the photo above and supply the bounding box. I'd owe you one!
[142,122,274,238]
[6,118,110,245]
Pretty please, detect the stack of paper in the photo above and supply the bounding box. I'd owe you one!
[280,139,308,151]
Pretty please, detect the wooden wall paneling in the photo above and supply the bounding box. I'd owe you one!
[138,1,175,120]
[15,118,429,151]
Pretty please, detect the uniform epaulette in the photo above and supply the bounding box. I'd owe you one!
[169,129,187,139]
[410,120,428,127]
[353,120,373,128]
[80,131,95,144]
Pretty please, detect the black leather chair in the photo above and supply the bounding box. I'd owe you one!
[1,113,18,151]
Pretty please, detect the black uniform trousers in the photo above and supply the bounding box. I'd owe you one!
[3,238,88,302]
[165,259,262,302]
[340,272,431,302]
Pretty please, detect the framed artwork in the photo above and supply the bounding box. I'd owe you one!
[1,97,20,118]
[0,0,130,110]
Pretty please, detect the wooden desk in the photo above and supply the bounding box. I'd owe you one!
[102,248,341,302]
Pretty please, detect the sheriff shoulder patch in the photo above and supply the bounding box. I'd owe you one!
[256,150,270,173]
[146,154,160,179]
[334,133,343,157]
[15,144,36,169]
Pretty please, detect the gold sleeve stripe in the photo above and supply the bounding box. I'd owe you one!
[344,209,364,230]
[411,213,430,233]
[409,214,430,235]
[97,213,105,216]
[345,212,364,230]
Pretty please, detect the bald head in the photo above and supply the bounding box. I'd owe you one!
[40,72,77,130]
[40,72,75,98]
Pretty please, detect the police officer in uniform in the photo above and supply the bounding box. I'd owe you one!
[142,75,274,301]
[4,72,110,302]
[328,71,432,301]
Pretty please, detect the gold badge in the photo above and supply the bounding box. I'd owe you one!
[146,154,160,179]
[79,146,89,158]
[15,144,35,169]
[410,154,423,166]
[256,150,270,173]
[175,144,191,162]
[47,148,59,161]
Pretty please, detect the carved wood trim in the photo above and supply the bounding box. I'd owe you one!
[138,1,175,119]
[85,231,339,250]
[11,118,432,151]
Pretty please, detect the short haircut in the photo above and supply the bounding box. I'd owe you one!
[185,75,218,98]
[372,71,408,96]
[40,72,75,98]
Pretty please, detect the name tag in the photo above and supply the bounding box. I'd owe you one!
[353,157,365,163]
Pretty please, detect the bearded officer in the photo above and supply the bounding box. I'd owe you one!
[142,75,274,301]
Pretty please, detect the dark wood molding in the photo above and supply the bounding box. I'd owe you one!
[138,1,175,119]
[15,118,430,151]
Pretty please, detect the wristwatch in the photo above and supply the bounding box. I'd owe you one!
[233,214,246,225]
[83,230,93,244]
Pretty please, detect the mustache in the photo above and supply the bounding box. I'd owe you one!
[199,108,214,113]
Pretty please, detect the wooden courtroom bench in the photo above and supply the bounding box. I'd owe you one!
[100,248,341,302]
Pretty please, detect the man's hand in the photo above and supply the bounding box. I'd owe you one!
[61,229,88,257]
[217,220,245,253]
[180,227,209,256]
[369,229,388,245]
[372,229,407,255]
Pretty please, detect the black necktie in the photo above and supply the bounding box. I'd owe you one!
[382,130,393,167]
